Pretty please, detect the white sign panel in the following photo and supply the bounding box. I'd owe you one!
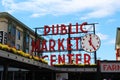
[101,62,120,72]
[55,67,97,72]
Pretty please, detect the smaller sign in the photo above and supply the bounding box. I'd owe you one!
[55,68,97,72]
[101,62,120,72]
[4,32,7,44]
[0,31,3,43]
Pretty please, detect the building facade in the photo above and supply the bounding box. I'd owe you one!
[0,12,46,80]
[115,28,120,60]
[0,12,42,56]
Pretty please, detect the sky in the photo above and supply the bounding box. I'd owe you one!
[0,0,120,61]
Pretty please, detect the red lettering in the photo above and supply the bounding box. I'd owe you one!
[67,54,74,64]
[107,65,112,71]
[84,53,91,64]
[44,22,89,35]
[49,39,55,51]
[112,65,116,71]
[74,37,80,50]
[117,65,120,70]
[67,38,72,50]
[52,24,59,35]
[103,64,107,71]
[61,24,67,34]
[49,53,91,65]
[58,54,65,64]
[44,25,50,35]
[42,55,48,59]
[58,39,64,51]
[69,23,75,34]
[76,54,81,64]
[80,22,88,33]
[103,64,120,71]
[76,23,78,33]
[31,39,40,52]
[41,40,48,51]
[50,55,56,66]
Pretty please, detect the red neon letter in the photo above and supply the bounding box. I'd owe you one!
[42,55,48,59]
[80,22,88,33]
[49,39,56,51]
[31,39,40,52]
[44,25,50,35]
[41,40,48,51]
[50,54,56,66]
[69,23,75,34]
[76,23,78,33]
[76,54,81,64]
[67,38,72,50]
[52,24,59,35]
[67,54,74,64]
[74,37,80,50]
[58,54,65,64]
[58,38,64,51]
[103,64,107,71]
[84,53,91,64]
[61,24,67,34]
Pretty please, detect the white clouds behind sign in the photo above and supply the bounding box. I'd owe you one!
[2,0,120,18]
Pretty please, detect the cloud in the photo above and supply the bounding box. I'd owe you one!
[96,33,108,40]
[107,39,115,44]
[106,19,116,23]
[1,0,16,13]
[102,38,115,46]
[80,9,114,20]
[96,33,115,45]
[2,0,120,18]
[30,13,45,18]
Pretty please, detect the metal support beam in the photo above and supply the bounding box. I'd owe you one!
[93,24,97,64]
[3,64,8,80]
[97,60,101,80]
[51,72,56,80]
[32,71,35,80]
[35,28,38,56]
[68,26,71,64]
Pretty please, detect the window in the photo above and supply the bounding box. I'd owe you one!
[23,33,29,53]
[26,34,29,43]
[26,49,29,53]
[29,37,33,46]
[0,31,3,43]
[16,44,20,50]
[25,34,29,49]
[17,30,21,40]
[8,23,16,47]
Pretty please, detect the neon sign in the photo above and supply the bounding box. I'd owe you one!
[32,22,88,52]
[32,22,98,66]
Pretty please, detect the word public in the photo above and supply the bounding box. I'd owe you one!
[44,22,88,35]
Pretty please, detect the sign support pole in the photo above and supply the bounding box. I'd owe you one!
[93,24,97,64]
[68,26,71,64]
